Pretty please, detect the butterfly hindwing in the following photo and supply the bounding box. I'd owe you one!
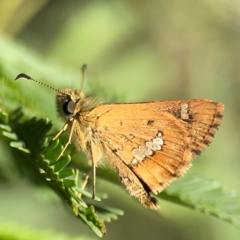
[89,100,223,208]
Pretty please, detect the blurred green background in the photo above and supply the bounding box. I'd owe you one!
[0,0,240,239]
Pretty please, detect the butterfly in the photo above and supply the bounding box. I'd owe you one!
[15,68,224,209]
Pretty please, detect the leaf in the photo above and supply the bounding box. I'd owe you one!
[0,110,8,124]
[59,168,75,179]
[160,175,240,228]
[53,155,71,172]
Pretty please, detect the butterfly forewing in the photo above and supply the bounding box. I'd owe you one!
[89,99,223,209]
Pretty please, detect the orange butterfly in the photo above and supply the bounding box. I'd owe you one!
[15,69,224,209]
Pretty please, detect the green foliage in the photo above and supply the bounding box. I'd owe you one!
[0,107,123,237]
[161,175,240,228]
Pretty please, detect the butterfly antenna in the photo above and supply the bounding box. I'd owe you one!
[80,64,87,90]
[15,73,66,95]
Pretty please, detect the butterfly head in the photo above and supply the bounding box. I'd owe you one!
[56,89,85,120]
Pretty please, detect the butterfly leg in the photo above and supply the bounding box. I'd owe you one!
[55,120,76,161]
[92,163,96,199]
[78,164,96,199]
[78,169,92,198]
[80,171,90,190]
[52,120,70,141]
[89,142,101,200]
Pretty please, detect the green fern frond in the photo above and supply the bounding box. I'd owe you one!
[160,175,240,228]
[0,107,124,237]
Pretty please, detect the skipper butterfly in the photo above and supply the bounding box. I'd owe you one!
[15,68,224,209]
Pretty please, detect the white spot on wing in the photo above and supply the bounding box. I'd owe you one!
[139,146,153,156]
[181,103,189,120]
[158,131,163,137]
[146,141,162,150]
[132,148,145,161]
[129,134,135,139]
[131,159,138,166]
[145,131,164,151]
[121,136,128,142]
[153,137,164,145]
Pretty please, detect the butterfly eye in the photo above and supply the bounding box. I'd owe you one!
[62,100,76,115]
